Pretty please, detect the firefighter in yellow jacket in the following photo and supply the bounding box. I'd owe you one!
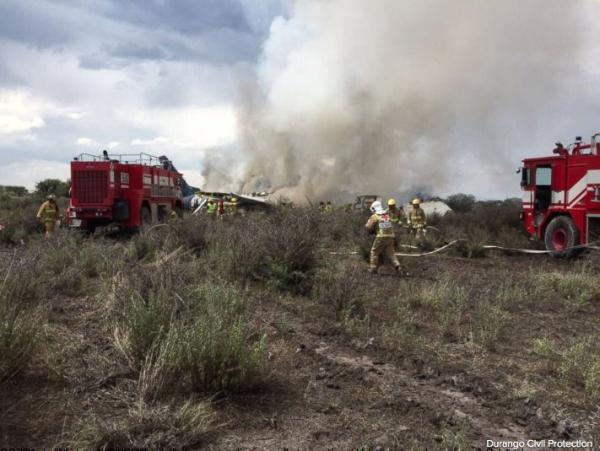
[408,197,427,240]
[37,194,60,236]
[365,200,402,275]
[387,198,406,225]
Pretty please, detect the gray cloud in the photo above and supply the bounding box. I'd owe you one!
[0,2,72,49]
[0,0,283,189]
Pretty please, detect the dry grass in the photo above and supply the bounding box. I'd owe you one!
[65,397,217,449]
[0,254,44,382]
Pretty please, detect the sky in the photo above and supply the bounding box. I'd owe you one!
[1,0,600,199]
[0,0,282,190]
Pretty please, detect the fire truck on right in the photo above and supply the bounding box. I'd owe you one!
[521,133,600,258]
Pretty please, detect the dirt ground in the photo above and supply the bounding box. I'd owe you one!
[1,249,599,450]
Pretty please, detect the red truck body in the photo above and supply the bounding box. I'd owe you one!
[521,133,600,256]
[67,153,183,232]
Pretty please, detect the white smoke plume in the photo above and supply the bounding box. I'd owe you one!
[221,0,600,201]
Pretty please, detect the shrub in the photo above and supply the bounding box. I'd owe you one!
[113,289,175,369]
[0,197,43,244]
[445,193,476,214]
[384,303,420,352]
[448,240,487,258]
[534,269,600,307]
[0,257,43,382]
[168,284,266,392]
[494,279,530,310]
[470,303,511,350]
[110,272,265,393]
[207,209,322,294]
[436,198,530,249]
[533,337,600,402]
[68,399,216,449]
[172,216,209,253]
[584,358,600,402]
[406,278,467,311]
[312,261,366,313]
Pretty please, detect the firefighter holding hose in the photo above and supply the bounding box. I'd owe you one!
[36,194,60,237]
[408,197,427,240]
[365,200,402,275]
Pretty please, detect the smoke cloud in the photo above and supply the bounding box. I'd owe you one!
[215,0,599,201]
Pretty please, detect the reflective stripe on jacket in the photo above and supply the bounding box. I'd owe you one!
[408,208,426,227]
[366,213,395,238]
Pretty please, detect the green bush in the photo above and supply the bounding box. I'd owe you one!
[168,284,266,392]
[110,266,265,393]
[114,290,174,368]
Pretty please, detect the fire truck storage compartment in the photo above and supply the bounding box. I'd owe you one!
[534,166,552,211]
[587,215,600,243]
[113,199,129,222]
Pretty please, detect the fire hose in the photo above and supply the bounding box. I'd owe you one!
[329,225,600,258]
[330,241,598,258]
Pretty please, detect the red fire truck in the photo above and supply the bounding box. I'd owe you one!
[521,133,600,257]
[66,152,184,232]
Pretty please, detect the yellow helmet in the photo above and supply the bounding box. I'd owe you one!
[412,198,421,205]
[231,197,238,203]
[387,198,396,206]
[47,194,56,201]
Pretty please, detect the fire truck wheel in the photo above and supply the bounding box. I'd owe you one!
[544,215,580,258]
[140,205,152,226]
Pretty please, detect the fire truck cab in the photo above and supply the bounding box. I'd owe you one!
[66,152,184,232]
[521,133,600,257]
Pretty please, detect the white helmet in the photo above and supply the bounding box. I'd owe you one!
[370,200,385,214]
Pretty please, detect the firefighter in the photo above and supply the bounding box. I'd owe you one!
[553,141,568,156]
[217,199,225,219]
[365,200,402,275]
[324,201,333,214]
[229,197,238,216]
[37,194,60,237]
[387,198,406,225]
[206,199,217,218]
[407,198,427,240]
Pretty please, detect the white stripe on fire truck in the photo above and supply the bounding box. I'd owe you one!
[565,170,600,207]
[568,190,588,208]
[551,191,564,204]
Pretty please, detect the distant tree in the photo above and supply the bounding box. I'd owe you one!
[445,193,476,213]
[35,179,69,198]
[0,185,28,196]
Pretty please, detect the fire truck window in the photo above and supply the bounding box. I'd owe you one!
[521,168,530,187]
[535,167,551,186]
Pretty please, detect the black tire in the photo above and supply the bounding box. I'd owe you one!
[544,216,580,259]
[140,205,152,227]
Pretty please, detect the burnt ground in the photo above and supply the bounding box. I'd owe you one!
[1,250,600,450]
